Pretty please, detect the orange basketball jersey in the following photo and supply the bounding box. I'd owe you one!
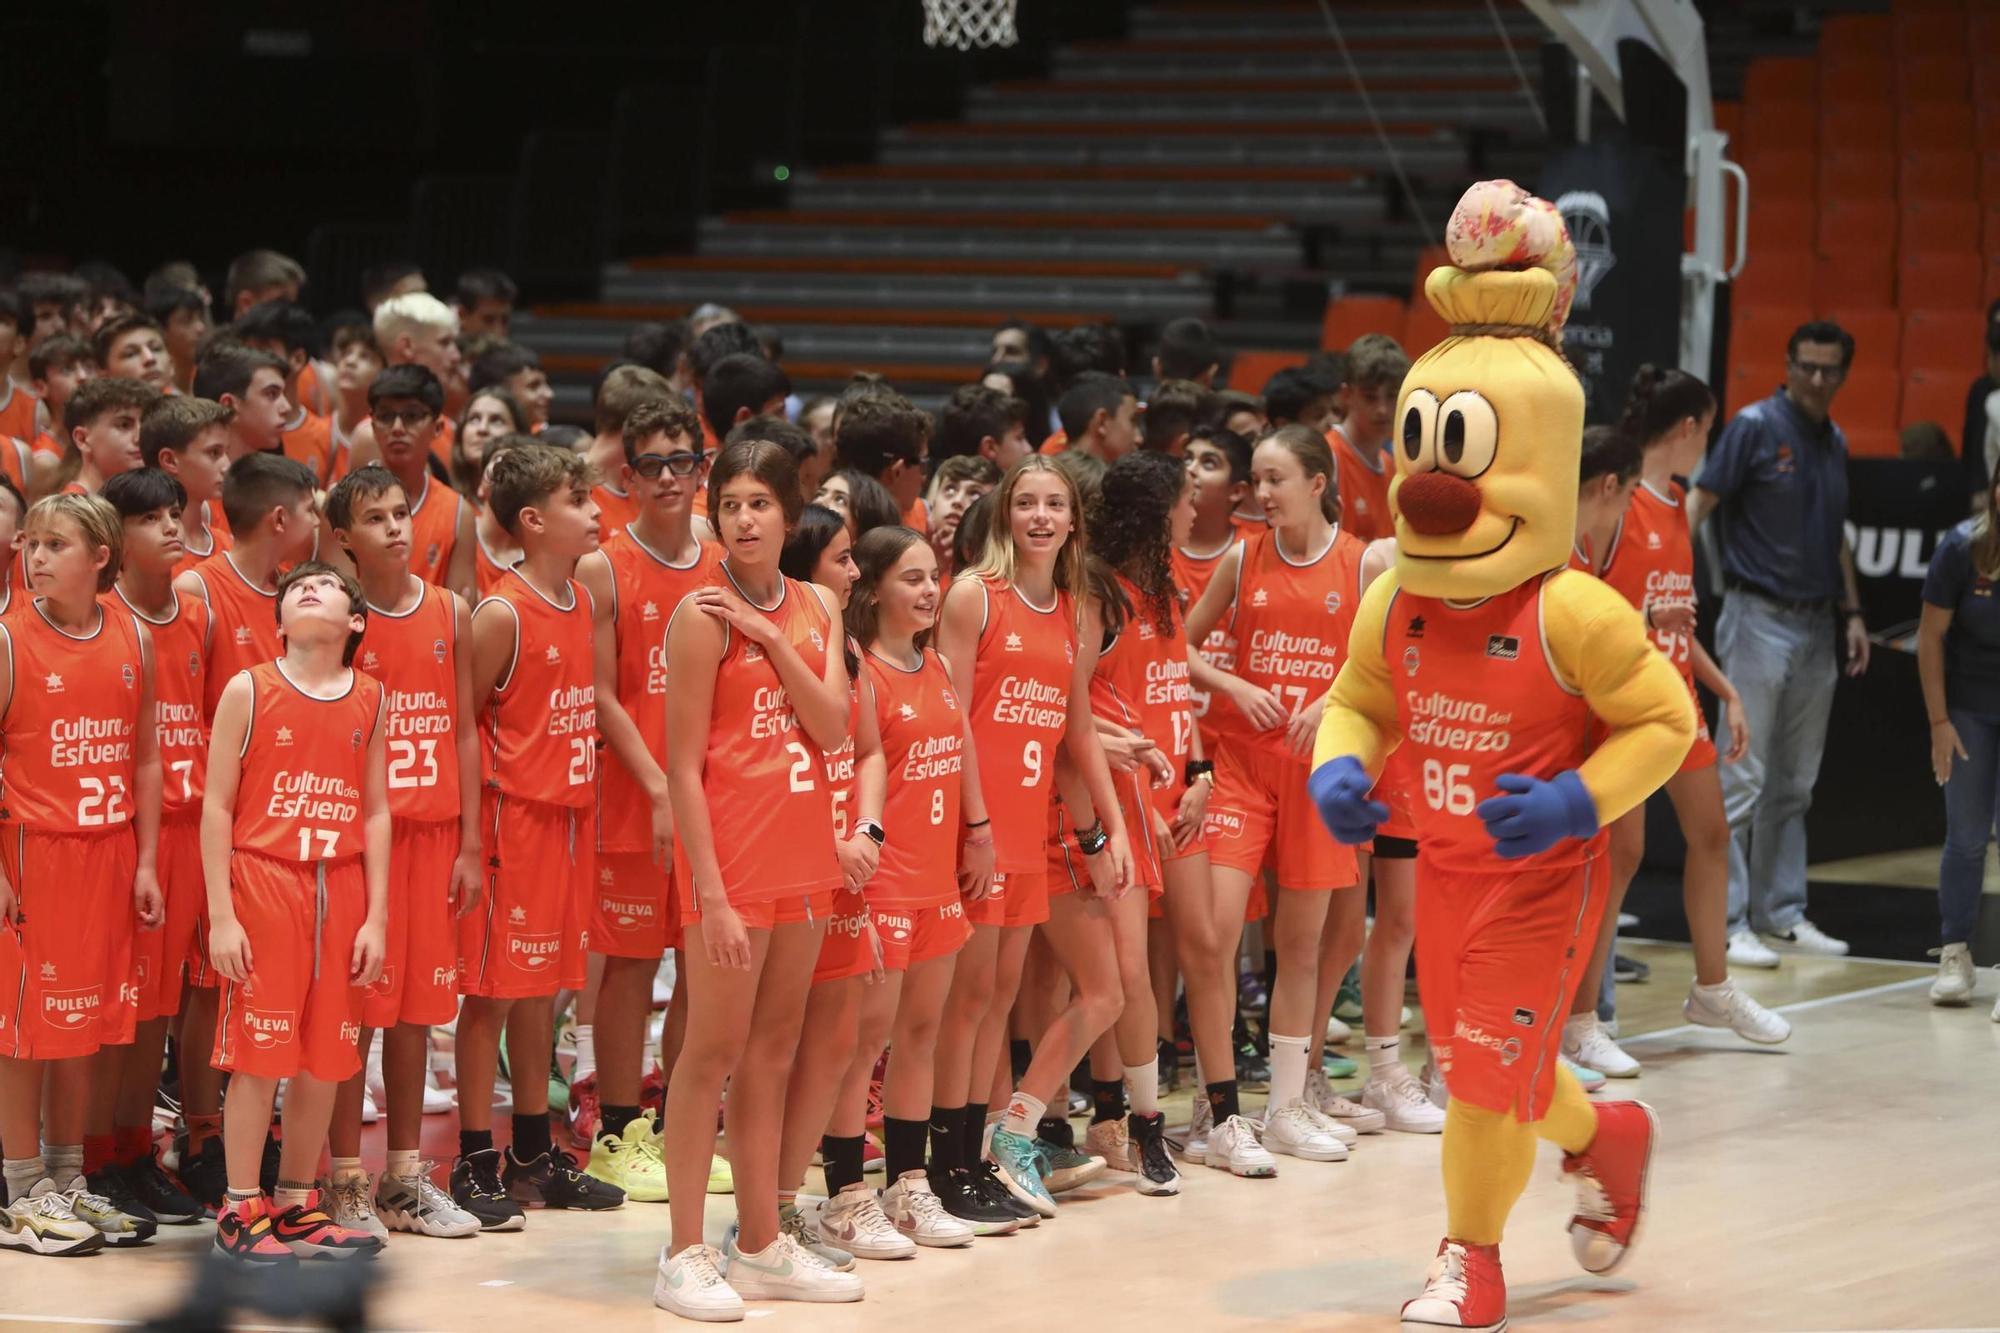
[1380,573,1606,873]
[354,581,461,824]
[478,570,597,808]
[1601,481,1696,685]
[823,664,861,843]
[0,603,145,832]
[0,383,36,448]
[185,551,280,718]
[1172,538,1238,728]
[596,529,724,852]
[962,576,1075,874]
[232,661,382,862]
[1227,525,1365,759]
[1093,573,1196,806]
[401,473,465,588]
[864,648,964,908]
[473,529,516,597]
[683,568,839,901]
[1,437,32,495]
[107,588,209,816]
[172,514,232,582]
[1330,427,1393,543]
[591,484,640,536]
[280,410,336,485]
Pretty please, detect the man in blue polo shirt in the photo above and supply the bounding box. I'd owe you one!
[1689,320,1870,967]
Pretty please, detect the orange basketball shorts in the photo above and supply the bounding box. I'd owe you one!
[459,792,593,998]
[0,826,138,1059]
[872,899,970,972]
[1205,743,1359,892]
[212,850,366,1083]
[591,850,681,958]
[962,869,1049,929]
[1414,849,1609,1124]
[134,814,202,1023]
[812,891,877,984]
[678,883,836,932]
[363,818,463,1028]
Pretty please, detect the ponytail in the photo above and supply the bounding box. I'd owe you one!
[1618,364,1715,447]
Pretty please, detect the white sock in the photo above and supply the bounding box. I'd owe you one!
[1000,1091,1046,1138]
[1563,1012,1594,1042]
[3,1156,45,1200]
[1693,978,1733,1000]
[385,1148,420,1181]
[1123,1064,1159,1118]
[330,1155,365,1183]
[1364,1035,1402,1081]
[572,1023,596,1083]
[42,1143,82,1186]
[1268,1033,1309,1109]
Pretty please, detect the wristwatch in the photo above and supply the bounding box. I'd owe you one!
[1073,820,1109,856]
[1184,759,1215,786]
[855,819,885,847]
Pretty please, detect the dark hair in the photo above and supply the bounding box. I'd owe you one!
[0,287,24,336]
[235,300,319,358]
[1619,364,1716,445]
[982,359,1053,449]
[1051,323,1127,392]
[368,362,445,414]
[752,325,784,361]
[1143,379,1212,452]
[1090,450,1185,638]
[1579,424,1643,486]
[1210,388,1265,430]
[935,384,1027,461]
[92,311,164,367]
[1259,422,1340,523]
[1056,371,1132,441]
[145,285,208,328]
[275,560,368,666]
[0,474,25,526]
[835,393,929,480]
[192,343,287,402]
[1342,334,1410,391]
[468,340,541,393]
[488,442,591,539]
[703,354,791,440]
[725,414,816,476]
[224,250,304,311]
[1188,424,1252,486]
[624,320,690,378]
[993,319,1056,367]
[689,322,764,381]
[844,525,934,655]
[79,260,139,311]
[360,260,425,311]
[623,396,703,462]
[101,467,188,521]
[453,268,518,308]
[221,451,316,534]
[1788,320,1855,368]
[780,503,850,583]
[325,463,407,534]
[593,364,674,435]
[141,397,235,467]
[835,468,902,537]
[63,375,159,437]
[708,438,804,533]
[541,424,590,451]
[954,489,996,570]
[17,272,89,320]
[1155,317,1220,381]
[1262,365,1338,425]
[28,334,94,382]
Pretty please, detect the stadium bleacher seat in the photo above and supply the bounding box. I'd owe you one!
[1747,150,1815,202]
[1901,250,1987,307]
[1901,198,1983,252]
[1903,308,1986,372]
[1737,250,1815,307]
[1320,294,1406,354]
[1823,307,1901,368]
[1745,57,1815,103]
[1818,149,1896,203]
[1819,104,1897,156]
[1818,197,1898,255]
[1836,364,1903,432]
[1903,366,1967,435]
[1816,251,1896,308]
[1845,426,1901,459]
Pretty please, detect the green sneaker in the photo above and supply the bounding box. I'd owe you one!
[1322,1052,1360,1079]
[1031,1121,1107,1193]
[987,1127,1056,1218]
[1333,967,1364,1024]
[586,1111,669,1202]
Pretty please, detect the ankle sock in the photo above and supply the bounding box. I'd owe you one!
[1205,1079,1240,1124]
[511,1113,552,1162]
[3,1156,45,1200]
[1267,1032,1309,1109]
[599,1103,642,1142]
[571,1024,596,1083]
[272,1180,313,1210]
[385,1148,420,1182]
[883,1115,927,1181]
[1364,1035,1402,1081]
[459,1128,495,1160]
[1089,1078,1125,1124]
[821,1134,866,1196]
[1009,1038,1032,1080]
[1000,1093,1044,1140]
[962,1103,989,1168]
[43,1143,82,1185]
[115,1125,152,1166]
[329,1155,365,1183]
[1123,1063,1159,1118]
[1035,1114,1069,1147]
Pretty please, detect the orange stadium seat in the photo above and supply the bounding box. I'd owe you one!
[1738,103,1817,160]
[1983,207,2000,257]
[1736,250,1814,308]
[1901,250,1987,307]
[1745,57,1815,104]
[1818,149,1896,202]
[1845,426,1902,459]
[1227,349,1305,395]
[1748,198,1813,255]
[1822,307,1901,368]
[1320,294,1406,353]
[1819,14,1893,65]
[1817,197,1897,255]
[1898,56,1972,103]
[1836,364,1903,432]
[1714,100,1743,147]
[1983,151,2000,206]
[1730,306,1811,367]
[1903,308,1987,372]
[1408,247,1449,304]
[1744,150,1814,203]
[1818,102,1897,156]
[1901,198,1983,252]
[1900,102,1977,151]
[1903,366,1968,434]
[1726,361,1785,415]
[1816,251,1896,308]
[1895,13,1970,60]
[1404,300,1450,359]
[1902,150,1979,198]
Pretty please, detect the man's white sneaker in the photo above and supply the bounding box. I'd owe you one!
[1683,979,1791,1043]
[1760,919,1848,957]
[1305,1072,1382,1136]
[811,1182,915,1260]
[656,1244,745,1322]
[1726,929,1781,969]
[1171,1087,1212,1163]
[1930,943,1977,1006]
[1563,1015,1640,1078]
[1361,1069,1447,1133]
[1261,1101,1349,1162]
[724,1230,864,1302]
[880,1170,973,1248]
[1203,1114,1278,1177]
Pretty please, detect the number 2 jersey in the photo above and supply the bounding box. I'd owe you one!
[354,580,461,824]
[0,602,146,833]
[478,570,597,808]
[232,661,383,862]
[961,576,1076,875]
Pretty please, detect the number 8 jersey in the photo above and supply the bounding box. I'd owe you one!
[354,581,459,823]
[0,603,146,833]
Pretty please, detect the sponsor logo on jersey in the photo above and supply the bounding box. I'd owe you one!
[600,866,615,885]
[235,626,253,645]
[1004,632,1023,651]
[876,912,913,942]
[1485,635,1519,660]
[509,906,528,925]
[642,600,660,621]
[1645,530,1662,550]
[809,628,825,650]
[40,962,56,980]
[1406,615,1425,638]
[44,672,63,693]
[1511,1006,1537,1027]
[362,651,381,671]
[743,642,765,663]
[351,728,363,751]
[602,897,656,927]
[1403,646,1420,676]
[899,703,916,721]
[432,967,457,987]
[1324,591,1343,614]
[1203,805,1246,840]
[507,930,562,969]
[244,1008,296,1048]
[340,1021,363,1044]
[1250,588,1269,607]
[545,644,562,663]
[433,638,448,662]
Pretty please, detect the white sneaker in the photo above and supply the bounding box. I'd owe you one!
[725,1230,864,1302]
[422,1069,456,1115]
[1760,919,1848,957]
[1301,1075,1368,1141]
[1324,1014,1351,1045]
[376,1166,481,1238]
[1683,979,1791,1044]
[1930,944,1977,1006]
[1422,1060,1448,1109]
[324,1172,389,1241]
[359,1089,381,1124]
[1260,1101,1349,1162]
[1563,1014,1640,1078]
[655,1244,745,1322]
[1726,929,1781,969]
[1990,987,2000,1024]
[1171,1087,1212,1163]
[879,1170,973,1248]
[1203,1114,1278,1178]
[1083,1117,1134,1170]
[1361,1069,1447,1133]
[812,1182,915,1260]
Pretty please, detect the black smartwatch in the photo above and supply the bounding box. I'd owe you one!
[856,818,885,847]
[1184,759,1215,785]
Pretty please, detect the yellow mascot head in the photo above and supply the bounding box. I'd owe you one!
[1389,180,1584,600]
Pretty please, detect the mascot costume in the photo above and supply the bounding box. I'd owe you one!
[1310,181,1694,1332]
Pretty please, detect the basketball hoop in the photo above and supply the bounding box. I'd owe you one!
[922,0,1018,49]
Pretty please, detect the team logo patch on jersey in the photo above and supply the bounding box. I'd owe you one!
[1063,640,1074,663]
[1485,635,1520,660]
[351,728,364,751]
[545,644,562,663]
[1645,531,1662,550]
[809,628,825,650]
[1004,632,1023,651]
[1324,592,1343,614]
[234,626,253,645]
[432,638,448,662]
[275,726,295,746]
[43,672,63,693]
[743,642,765,663]
[899,703,917,721]
[1407,615,1425,638]
[39,962,56,981]
[509,906,528,925]
[1403,646,1420,676]
[188,651,200,677]
[642,600,660,621]
[121,664,136,689]
[362,651,380,671]
[425,543,442,569]
[941,688,956,708]
[600,866,615,885]
[1250,589,1269,607]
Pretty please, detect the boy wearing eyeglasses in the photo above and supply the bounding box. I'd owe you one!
[365,365,475,599]
[570,396,719,1197]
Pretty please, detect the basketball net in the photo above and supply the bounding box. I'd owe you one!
[922,0,1018,49]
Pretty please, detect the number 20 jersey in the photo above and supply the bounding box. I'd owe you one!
[354,581,460,823]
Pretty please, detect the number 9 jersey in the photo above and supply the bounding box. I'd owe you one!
[961,576,1075,875]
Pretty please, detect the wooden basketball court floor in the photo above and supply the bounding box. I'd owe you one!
[4,943,1991,1333]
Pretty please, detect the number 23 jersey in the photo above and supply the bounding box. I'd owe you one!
[354,581,460,823]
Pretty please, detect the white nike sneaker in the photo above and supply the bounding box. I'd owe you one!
[1300,1076,1364,1142]
[1563,1014,1640,1078]
[1083,1117,1134,1171]
[880,1170,973,1248]
[1261,1101,1349,1162]
[1361,1068,1447,1133]
[724,1229,864,1302]
[1760,918,1847,957]
[1422,1060,1448,1109]
[655,1244,745,1322]
[1562,1055,1607,1093]
[1171,1087,1212,1163]
[1683,979,1791,1044]
[1324,1014,1352,1045]
[812,1182,915,1260]
[1726,929,1781,969]
[1203,1114,1278,1178]
[1930,943,1976,1006]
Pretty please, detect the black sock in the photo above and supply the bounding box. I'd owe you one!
[821,1134,865,1196]
[1206,1079,1240,1124]
[1009,1038,1032,1080]
[927,1105,962,1175]
[511,1113,552,1163]
[1037,1115,1072,1149]
[1090,1078,1125,1124]
[459,1128,494,1160]
[599,1103,642,1143]
[962,1103,988,1169]
[883,1116,927,1182]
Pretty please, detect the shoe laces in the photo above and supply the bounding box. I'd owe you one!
[1567,1161,1614,1224]
[993,1129,1040,1175]
[774,1229,834,1271]
[331,1174,376,1222]
[1424,1244,1471,1303]
[901,1181,951,1226]
[844,1191,902,1241]
[63,1183,117,1215]
[462,1154,506,1198]
[1381,1069,1432,1107]
[1270,1101,1327,1138]
[26,1191,77,1222]
[410,1168,459,1215]
[780,1205,824,1249]
[678,1245,730,1289]
[1133,1119,1174,1176]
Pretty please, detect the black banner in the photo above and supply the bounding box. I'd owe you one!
[1844,456,1971,638]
